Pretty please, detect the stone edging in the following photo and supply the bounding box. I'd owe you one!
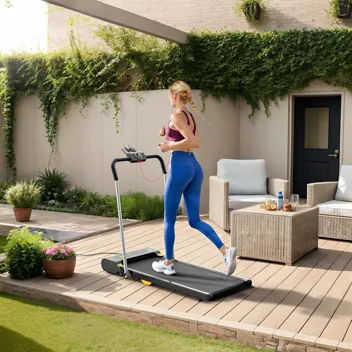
[0,276,351,352]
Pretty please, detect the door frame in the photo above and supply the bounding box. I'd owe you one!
[288,91,345,196]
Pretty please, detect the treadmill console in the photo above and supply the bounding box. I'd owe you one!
[121,145,147,163]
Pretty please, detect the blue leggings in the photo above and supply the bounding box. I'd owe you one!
[164,151,224,260]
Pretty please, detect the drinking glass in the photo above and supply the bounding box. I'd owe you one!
[290,194,299,210]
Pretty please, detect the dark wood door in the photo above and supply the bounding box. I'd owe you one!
[293,96,341,198]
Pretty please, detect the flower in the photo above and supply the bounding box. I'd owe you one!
[44,242,76,261]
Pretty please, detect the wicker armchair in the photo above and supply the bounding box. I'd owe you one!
[307,165,352,241]
[209,159,289,231]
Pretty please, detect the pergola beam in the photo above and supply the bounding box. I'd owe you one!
[41,0,188,44]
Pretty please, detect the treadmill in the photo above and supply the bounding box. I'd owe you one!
[101,145,252,301]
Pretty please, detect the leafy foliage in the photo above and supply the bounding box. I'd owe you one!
[5,227,53,280]
[327,0,352,22]
[233,0,266,20]
[4,0,12,8]
[3,27,352,177]
[0,181,13,200]
[37,168,68,202]
[76,191,166,220]
[4,180,41,208]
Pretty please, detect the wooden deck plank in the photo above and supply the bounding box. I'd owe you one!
[223,263,297,322]
[300,255,352,337]
[320,276,352,342]
[240,240,333,326]
[343,322,352,344]
[259,241,347,330]
[107,281,145,300]
[155,291,186,309]
[203,262,278,320]
[138,288,174,306]
[279,243,352,334]
[123,285,161,304]
[78,274,124,293]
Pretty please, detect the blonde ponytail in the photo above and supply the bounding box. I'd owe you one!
[169,80,211,127]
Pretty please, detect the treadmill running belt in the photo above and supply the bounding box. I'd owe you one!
[127,257,251,301]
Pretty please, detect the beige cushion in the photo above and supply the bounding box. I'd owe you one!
[319,200,352,218]
[229,194,276,209]
[335,165,352,202]
[217,159,267,195]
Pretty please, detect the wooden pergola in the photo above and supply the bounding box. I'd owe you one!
[41,0,188,44]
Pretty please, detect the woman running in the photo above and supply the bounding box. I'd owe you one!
[152,80,237,276]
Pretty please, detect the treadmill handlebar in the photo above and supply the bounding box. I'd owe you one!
[111,154,167,181]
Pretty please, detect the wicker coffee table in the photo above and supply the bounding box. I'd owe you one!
[230,205,319,265]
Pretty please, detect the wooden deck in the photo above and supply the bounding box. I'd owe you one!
[1,217,352,351]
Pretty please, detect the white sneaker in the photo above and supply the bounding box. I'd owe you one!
[224,247,237,276]
[152,260,176,275]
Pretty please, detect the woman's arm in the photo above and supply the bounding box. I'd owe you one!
[166,112,200,151]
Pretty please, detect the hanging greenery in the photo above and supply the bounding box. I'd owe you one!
[327,0,352,21]
[233,0,266,21]
[2,27,352,178]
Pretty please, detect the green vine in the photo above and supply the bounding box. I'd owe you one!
[0,71,16,177]
[327,0,352,22]
[2,27,352,178]
[4,0,13,8]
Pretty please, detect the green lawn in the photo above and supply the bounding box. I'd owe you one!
[0,236,7,253]
[0,293,264,352]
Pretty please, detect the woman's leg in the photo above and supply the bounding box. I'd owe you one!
[152,160,193,275]
[183,162,237,276]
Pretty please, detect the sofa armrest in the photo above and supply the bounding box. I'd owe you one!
[209,176,229,230]
[307,182,338,206]
[268,178,290,199]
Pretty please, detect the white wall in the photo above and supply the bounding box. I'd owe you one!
[11,90,240,213]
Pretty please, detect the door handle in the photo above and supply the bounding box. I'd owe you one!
[328,153,338,158]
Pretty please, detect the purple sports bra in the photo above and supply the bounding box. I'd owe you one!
[165,110,196,142]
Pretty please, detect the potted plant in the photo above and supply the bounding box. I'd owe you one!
[43,242,76,279]
[233,0,266,21]
[4,181,41,222]
[4,227,53,279]
[327,0,352,20]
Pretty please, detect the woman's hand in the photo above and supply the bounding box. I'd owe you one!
[159,125,166,137]
[158,143,170,153]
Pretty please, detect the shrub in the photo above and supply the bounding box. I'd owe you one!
[63,186,89,204]
[75,191,165,220]
[36,168,68,202]
[4,181,41,208]
[120,192,165,221]
[77,191,117,217]
[44,243,76,260]
[0,181,13,200]
[5,227,53,280]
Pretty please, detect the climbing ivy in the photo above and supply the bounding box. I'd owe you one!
[2,27,352,177]
[327,0,352,23]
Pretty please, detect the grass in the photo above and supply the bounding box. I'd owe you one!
[0,293,264,352]
[0,236,7,253]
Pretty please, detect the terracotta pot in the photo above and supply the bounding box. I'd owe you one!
[13,208,32,222]
[43,257,76,279]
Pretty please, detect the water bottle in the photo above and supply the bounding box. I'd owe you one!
[277,191,283,210]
